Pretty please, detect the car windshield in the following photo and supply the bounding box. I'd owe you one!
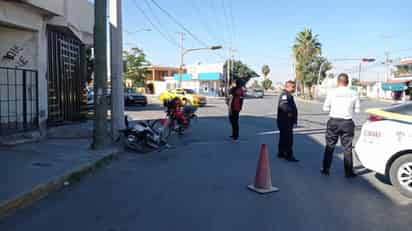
[184,89,195,94]
[124,88,140,95]
[383,103,412,116]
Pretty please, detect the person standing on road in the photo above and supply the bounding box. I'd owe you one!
[321,73,360,178]
[227,79,245,141]
[277,80,299,162]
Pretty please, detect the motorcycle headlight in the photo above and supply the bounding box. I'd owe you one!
[127,135,136,142]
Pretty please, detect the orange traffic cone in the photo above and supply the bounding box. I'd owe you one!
[248,144,279,194]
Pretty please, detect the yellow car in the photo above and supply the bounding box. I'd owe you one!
[160,88,207,106]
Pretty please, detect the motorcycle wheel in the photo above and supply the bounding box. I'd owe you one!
[124,135,153,154]
[151,120,171,144]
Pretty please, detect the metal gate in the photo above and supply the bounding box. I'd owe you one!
[0,67,38,135]
[47,27,86,124]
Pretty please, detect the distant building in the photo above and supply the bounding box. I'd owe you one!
[144,66,180,94]
[382,57,412,100]
[149,63,224,96]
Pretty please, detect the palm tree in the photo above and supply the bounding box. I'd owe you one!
[293,28,322,96]
[261,65,270,79]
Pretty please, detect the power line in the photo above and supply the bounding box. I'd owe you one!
[142,0,177,42]
[149,0,210,48]
[221,0,230,45]
[131,0,179,47]
[187,0,221,44]
[228,0,237,46]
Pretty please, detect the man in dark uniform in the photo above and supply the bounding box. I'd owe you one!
[277,80,299,162]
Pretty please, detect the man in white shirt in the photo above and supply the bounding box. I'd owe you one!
[321,73,360,178]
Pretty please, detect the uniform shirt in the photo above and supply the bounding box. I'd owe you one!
[323,86,360,119]
[230,87,244,112]
[277,90,298,125]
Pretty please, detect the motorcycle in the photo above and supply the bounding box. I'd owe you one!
[165,97,198,135]
[121,116,170,153]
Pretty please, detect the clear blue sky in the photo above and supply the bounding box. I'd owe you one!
[120,0,411,82]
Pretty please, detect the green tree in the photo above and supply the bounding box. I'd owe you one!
[85,47,94,84]
[123,48,150,88]
[262,78,273,90]
[292,28,322,97]
[223,59,258,86]
[302,56,332,98]
[261,64,270,79]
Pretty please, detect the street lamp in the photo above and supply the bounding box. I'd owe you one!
[178,45,223,88]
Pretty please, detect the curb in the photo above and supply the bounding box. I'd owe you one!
[0,147,122,219]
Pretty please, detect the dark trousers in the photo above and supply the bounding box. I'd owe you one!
[278,122,294,158]
[323,118,355,174]
[229,111,240,138]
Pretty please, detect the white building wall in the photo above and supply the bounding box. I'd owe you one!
[23,0,65,16]
[0,0,94,133]
[48,0,94,44]
[0,26,38,69]
[0,1,44,30]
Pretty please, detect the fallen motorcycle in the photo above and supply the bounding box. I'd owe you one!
[121,116,170,153]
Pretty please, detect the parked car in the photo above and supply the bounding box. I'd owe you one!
[245,89,264,98]
[355,103,412,198]
[87,88,147,106]
[159,88,207,106]
[124,88,147,106]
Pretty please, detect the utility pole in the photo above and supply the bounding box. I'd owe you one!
[226,48,235,97]
[382,34,392,82]
[110,0,125,141]
[226,48,231,97]
[384,51,390,82]
[178,32,185,88]
[358,62,362,82]
[92,0,109,149]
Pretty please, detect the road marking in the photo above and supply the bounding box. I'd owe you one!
[257,128,326,135]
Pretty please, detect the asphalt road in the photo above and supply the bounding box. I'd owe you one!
[1,96,411,231]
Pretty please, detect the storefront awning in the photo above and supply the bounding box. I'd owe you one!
[382,82,408,91]
[173,73,192,81]
[198,72,221,80]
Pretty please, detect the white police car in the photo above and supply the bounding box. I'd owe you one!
[355,103,412,198]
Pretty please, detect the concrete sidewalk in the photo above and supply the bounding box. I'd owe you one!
[0,138,121,218]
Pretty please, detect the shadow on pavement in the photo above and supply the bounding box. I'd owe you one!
[0,115,411,231]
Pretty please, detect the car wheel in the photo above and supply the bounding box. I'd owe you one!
[389,154,412,198]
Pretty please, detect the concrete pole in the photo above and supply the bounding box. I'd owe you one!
[358,62,362,82]
[178,32,185,88]
[92,0,109,149]
[384,51,390,82]
[226,48,233,97]
[110,0,125,141]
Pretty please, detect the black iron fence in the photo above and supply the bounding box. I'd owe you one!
[0,67,38,135]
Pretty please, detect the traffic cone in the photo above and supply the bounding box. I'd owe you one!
[248,144,279,194]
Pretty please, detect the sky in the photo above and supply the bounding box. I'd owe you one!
[118,0,412,83]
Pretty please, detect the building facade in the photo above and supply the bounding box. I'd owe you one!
[144,66,180,94]
[382,57,412,100]
[172,63,224,96]
[0,0,94,135]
